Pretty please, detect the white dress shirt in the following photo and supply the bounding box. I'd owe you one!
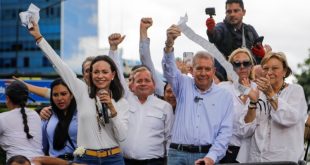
[121,93,174,160]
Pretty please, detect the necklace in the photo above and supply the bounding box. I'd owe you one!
[276,82,287,96]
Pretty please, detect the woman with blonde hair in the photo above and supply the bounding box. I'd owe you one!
[218,47,258,163]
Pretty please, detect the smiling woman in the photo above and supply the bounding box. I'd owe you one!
[27,21,129,165]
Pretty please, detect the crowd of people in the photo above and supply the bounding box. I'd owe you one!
[0,0,308,165]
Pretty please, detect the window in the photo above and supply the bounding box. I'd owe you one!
[23,57,29,67]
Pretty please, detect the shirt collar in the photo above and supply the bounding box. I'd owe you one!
[194,81,215,94]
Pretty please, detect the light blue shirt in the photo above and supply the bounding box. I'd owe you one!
[162,51,233,162]
[42,110,78,157]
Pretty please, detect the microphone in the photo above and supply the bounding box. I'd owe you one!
[98,89,109,124]
[194,96,203,103]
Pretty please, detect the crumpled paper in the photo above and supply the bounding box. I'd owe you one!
[19,3,40,29]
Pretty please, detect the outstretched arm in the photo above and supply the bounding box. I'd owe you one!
[107,33,130,98]
[139,17,165,96]
[161,25,183,97]
[13,76,50,99]
[27,22,85,101]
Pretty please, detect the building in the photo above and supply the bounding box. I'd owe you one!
[0,0,61,77]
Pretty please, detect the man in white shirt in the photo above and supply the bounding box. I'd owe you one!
[120,66,174,165]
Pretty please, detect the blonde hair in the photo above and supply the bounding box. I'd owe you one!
[228,48,255,64]
[261,52,292,78]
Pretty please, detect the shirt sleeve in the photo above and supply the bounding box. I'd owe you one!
[206,92,234,162]
[110,99,130,142]
[207,23,225,44]
[270,84,308,127]
[161,50,184,97]
[163,104,174,155]
[140,38,165,97]
[37,38,86,101]
[108,50,130,98]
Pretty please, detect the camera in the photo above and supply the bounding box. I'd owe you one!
[205,7,216,18]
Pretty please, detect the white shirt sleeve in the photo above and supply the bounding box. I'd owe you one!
[270,84,308,127]
[37,38,86,101]
[110,98,130,142]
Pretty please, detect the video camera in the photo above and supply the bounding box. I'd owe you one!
[205,7,216,18]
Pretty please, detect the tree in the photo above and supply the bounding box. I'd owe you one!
[294,48,310,103]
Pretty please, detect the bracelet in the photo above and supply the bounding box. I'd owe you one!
[165,40,174,48]
[249,100,257,105]
[248,105,257,110]
[267,94,278,101]
[35,36,43,42]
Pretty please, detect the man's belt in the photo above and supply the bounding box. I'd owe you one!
[170,143,211,153]
[85,147,121,158]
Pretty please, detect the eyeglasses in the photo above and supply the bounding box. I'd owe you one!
[232,61,252,69]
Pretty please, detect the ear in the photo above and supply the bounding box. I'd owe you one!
[189,67,193,75]
[243,9,246,16]
[111,71,116,80]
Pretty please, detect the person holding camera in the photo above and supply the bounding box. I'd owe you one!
[206,0,265,64]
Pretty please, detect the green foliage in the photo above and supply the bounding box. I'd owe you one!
[294,48,310,102]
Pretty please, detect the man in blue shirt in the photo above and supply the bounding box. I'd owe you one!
[162,24,234,165]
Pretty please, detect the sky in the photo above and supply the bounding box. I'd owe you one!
[64,0,310,81]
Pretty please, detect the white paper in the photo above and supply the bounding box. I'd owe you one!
[177,14,251,95]
[19,3,40,29]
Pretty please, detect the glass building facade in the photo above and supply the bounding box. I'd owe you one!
[0,0,61,77]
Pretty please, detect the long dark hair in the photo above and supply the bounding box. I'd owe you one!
[49,78,76,150]
[89,55,124,102]
[5,81,33,139]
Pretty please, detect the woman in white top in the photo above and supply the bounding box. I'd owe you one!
[27,22,129,165]
[238,52,307,162]
[218,48,257,163]
[0,81,43,161]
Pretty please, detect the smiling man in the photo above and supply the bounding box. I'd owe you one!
[162,25,233,165]
[206,0,265,64]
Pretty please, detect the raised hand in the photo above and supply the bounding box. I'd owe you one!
[108,33,126,51]
[140,17,153,30]
[140,17,153,40]
[164,24,181,52]
[28,21,42,42]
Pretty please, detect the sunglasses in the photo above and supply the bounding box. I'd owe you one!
[232,61,252,68]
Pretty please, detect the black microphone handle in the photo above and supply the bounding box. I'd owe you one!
[101,103,109,124]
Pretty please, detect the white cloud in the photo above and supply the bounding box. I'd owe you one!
[64,36,98,73]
